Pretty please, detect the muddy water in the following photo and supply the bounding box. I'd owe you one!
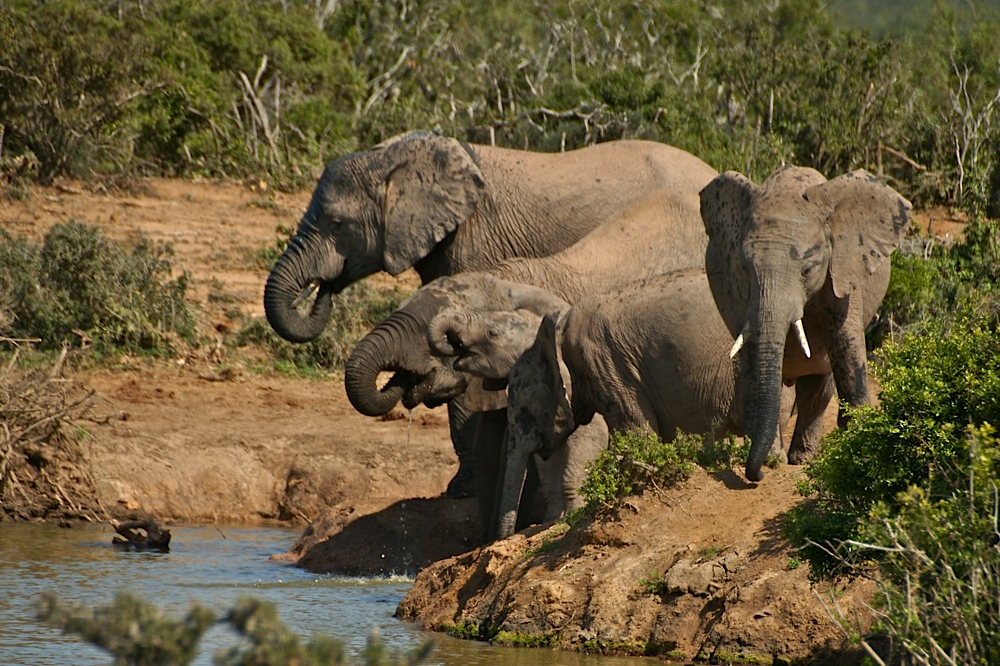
[0,523,660,665]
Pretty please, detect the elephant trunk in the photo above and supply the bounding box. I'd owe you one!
[492,437,533,541]
[344,314,414,416]
[427,310,474,357]
[745,312,791,482]
[264,233,338,343]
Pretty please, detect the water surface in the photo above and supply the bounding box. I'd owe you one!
[0,523,660,665]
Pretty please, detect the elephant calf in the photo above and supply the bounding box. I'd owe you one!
[435,269,793,540]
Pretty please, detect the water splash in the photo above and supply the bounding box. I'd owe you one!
[406,407,413,447]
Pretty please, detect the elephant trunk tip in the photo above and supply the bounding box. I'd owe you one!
[745,465,764,483]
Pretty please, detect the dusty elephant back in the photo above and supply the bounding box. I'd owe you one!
[562,269,740,437]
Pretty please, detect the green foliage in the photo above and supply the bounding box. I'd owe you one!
[0,0,158,185]
[696,431,752,472]
[0,222,194,356]
[840,426,1000,664]
[39,591,215,666]
[579,429,699,511]
[872,216,1000,345]
[235,281,410,374]
[3,0,1000,214]
[789,290,1000,575]
[39,592,433,666]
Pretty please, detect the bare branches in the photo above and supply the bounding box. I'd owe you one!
[0,350,100,520]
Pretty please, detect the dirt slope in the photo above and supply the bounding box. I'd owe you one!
[398,466,874,664]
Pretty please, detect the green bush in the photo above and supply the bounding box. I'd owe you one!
[0,223,194,356]
[579,429,700,511]
[235,281,410,375]
[871,216,1000,346]
[789,290,1000,575]
[831,425,1000,665]
[3,0,1000,214]
[39,592,432,665]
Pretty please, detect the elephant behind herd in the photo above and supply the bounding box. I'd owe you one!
[264,131,912,544]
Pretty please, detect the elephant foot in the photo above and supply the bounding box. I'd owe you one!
[787,433,821,465]
[445,465,477,499]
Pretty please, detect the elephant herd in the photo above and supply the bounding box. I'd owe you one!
[263,132,912,543]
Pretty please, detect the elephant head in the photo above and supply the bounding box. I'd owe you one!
[700,166,911,482]
[428,307,568,381]
[344,274,567,417]
[494,314,581,538]
[264,132,485,343]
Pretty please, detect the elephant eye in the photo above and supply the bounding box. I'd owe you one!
[487,328,499,340]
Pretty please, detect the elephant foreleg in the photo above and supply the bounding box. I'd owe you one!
[787,373,837,465]
[446,397,478,498]
[825,292,872,427]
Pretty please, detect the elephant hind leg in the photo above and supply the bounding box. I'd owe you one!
[787,373,837,465]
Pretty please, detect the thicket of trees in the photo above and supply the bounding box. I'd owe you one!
[2,0,1000,215]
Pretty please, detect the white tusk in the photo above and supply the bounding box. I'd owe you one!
[729,322,749,359]
[793,319,811,358]
[292,280,320,309]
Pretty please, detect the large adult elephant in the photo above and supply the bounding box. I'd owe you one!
[436,270,793,540]
[699,167,911,482]
[264,131,716,494]
[343,185,714,529]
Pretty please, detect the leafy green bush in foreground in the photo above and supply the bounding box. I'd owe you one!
[788,289,1000,576]
[579,429,700,511]
[39,592,432,666]
[854,425,1000,665]
[0,222,194,356]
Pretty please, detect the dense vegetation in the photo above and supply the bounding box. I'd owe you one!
[2,0,1000,215]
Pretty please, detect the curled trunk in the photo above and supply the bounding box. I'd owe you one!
[427,310,473,356]
[264,235,336,343]
[344,321,409,417]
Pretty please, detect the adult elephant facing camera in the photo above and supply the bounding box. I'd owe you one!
[263,131,718,495]
[700,167,911,483]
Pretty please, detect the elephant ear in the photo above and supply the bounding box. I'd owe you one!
[699,171,756,333]
[463,376,508,412]
[805,170,912,299]
[376,134,486,276]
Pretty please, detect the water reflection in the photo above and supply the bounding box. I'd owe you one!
[0,523,660,665]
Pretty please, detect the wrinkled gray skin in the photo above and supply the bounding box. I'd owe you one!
[448,270,793,540]
[264,131,716,495]
[345,186,714,529]
[433,307,607,538]
[700,167,911,482]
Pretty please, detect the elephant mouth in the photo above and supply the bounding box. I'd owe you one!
[402,369,469,409]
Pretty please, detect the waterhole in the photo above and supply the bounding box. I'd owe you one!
[0,523,660,665]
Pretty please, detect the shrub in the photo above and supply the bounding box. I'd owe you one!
[789,290,1000,575]
[39,592,432,665]
[826,425,1000,665]
[0,222,194,356]
[871,216,1000,346]
[235,281,410,375]
[0,0,158,185]
[579,429,700,511]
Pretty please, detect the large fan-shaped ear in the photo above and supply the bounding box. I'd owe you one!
[699,171,756,334]
[376,135,486,275]
[804,170,912,298]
